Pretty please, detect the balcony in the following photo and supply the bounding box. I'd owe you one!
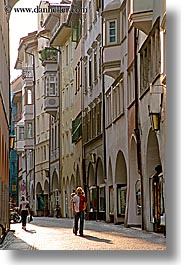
[102,45,121,79]
[22,66,34,87]
[39,48,58,69]
[129,0,153,34]
[50,23,71,46]
[44,96,59,117]
[24,104,34,121]
[24,138,34,150]
[50,12,68,41]
[15,139,24,154]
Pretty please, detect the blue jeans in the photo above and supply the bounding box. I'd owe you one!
[74,211,84,235]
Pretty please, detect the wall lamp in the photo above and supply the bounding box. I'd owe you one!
[148,105,161,131]
[9,135,15,149]
[89,153,96,164]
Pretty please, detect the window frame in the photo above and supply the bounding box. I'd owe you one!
[19,126,24,141]
[27,122,33,139]
[117,184,127,216]
[107,19,117,45]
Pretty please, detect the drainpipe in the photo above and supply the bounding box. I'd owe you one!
[57,49,61,216]
[101,0,107,219]
[81,14,86,196]
[48,115,51,216]
[101,1,106,175]
[134,28,144,230]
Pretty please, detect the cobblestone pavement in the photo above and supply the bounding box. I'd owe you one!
[0,217,166,251]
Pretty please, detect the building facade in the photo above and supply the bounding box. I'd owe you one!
[40,1,71,217]
[10,0,166,234]
[11,76,23,205]
[128,0,166,232]
[102,0,129,224]
[101,0,166,233]
[0,0,18,237]
[10,75,22,207]
[49,0,77,218]
[14,31,37,213]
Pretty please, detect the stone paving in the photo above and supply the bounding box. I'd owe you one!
[0,217,166,251]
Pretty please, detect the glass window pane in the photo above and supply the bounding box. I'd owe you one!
[109,21,115,28]
[110,28,115,35]
[110,36,116,43]
[99,187,105,211]
[117,186,127,215]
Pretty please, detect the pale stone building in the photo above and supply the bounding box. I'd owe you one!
[14,28,50,216]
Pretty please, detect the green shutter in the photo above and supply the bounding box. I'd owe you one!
[72,114,82,143]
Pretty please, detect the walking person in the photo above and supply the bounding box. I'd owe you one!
[72,187,87,236]
[19,196,30,230]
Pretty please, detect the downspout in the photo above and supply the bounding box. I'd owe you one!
[32,54,36,213]
[80,11,86,196]
[134,28,144,230]
[48,114,51,216]
[57,49,61,216]
[8,18,11,231]
[101,0,107,218]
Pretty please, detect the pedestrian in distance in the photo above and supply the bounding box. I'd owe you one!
[19,195,30,230]
[72,186,87,236]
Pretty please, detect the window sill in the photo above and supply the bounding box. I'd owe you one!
[112,112,124,124]
[105,123,112,129]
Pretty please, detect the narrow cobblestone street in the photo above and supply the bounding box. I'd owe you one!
[1,217,166,251]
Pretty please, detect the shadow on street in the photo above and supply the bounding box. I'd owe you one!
[25,229,37,234]
[83,234,113,244]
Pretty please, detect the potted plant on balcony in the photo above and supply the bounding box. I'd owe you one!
[39,47,57,66]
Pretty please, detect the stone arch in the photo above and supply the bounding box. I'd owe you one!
[36,182,44,214]
[52,170,58,191]
[36,182,43,194]
[44,180,49,194]
[44,180,49,216]
[128,135,141,225]
[115,151,127,184]
[96,157,104,186]
[115,150,127,221]
[88,162,95,187]
[70,174,76,193]
[145,129,162,231]
[146,129,161,178]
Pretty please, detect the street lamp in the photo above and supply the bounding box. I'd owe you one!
[148,105,161,131]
